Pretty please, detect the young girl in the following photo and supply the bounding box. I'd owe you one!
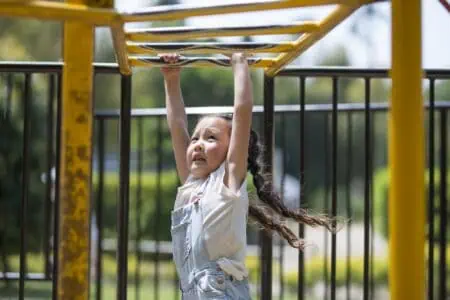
[161,53,336,299]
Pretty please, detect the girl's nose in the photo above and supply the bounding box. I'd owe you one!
[194,141,204,151]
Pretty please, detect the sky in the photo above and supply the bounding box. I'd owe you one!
[119,0,450,69]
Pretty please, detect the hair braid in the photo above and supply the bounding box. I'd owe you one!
[247,129,339,233]
[248,205,306,249]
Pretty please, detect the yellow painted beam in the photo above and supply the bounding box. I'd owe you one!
[0,0,117,25]
[87,0,114,8]
[265,4,361,76]
[121,0,348,23]
[126,22,319,42]
[389,0,425,300]
[57,0,95,299]
[111,22,132,75]
[127,42,295,55]
[129,56,274,68]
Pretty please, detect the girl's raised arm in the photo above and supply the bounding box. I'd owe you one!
[161,54,190,183]
[226,53,254,193]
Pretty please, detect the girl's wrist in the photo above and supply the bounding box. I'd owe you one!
[231,55,247,66]
[164,74,181,83]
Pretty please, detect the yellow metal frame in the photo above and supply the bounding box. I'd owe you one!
[1,0,426,300]
[126,22,320,42]
[57,0,96,298]
[0,1,118,25]
[0,0,377,76]
[389,1,424,300]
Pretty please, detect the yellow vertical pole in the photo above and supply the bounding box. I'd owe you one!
[389,0,424,300]
[57,0,95,298]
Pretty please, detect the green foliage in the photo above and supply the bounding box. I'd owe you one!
[93,170,179,241]
[373,168,389,239]
[7,249,450,294]
[283,256,388,289]
[434,80,450,101]
[0,18,61,60]
[0,102,47,254]
[373,167,450,239]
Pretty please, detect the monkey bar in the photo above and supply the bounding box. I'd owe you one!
[0,0,377,76]
[125,22,319,41]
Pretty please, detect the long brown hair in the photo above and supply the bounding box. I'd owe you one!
[204,114,340,249]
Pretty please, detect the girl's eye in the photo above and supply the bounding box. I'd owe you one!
[191,137,198,143]
[208,136,216,141]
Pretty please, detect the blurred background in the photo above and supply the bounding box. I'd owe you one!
[0,0,449,299]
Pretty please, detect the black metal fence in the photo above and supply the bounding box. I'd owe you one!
[0,63,449,300]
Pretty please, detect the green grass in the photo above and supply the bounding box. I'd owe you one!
[0,280,305,300]
[0,280,179,300]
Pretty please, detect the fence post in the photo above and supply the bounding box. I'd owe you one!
[261,74,274,300]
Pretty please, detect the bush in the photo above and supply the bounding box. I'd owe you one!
[373,167,450,240]
[93,170,179,242]
[0,105,47,254]
[284,256,388,290]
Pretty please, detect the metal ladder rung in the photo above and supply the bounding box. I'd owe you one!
[127,42,295,55]
[120,0,340,22]
[129,56,274,68]
[125,22,318,42]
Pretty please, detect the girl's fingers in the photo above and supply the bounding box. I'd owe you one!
[158,53,180,64]
[163,54,182,64]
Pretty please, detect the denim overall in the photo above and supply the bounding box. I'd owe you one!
[171,191,251,299]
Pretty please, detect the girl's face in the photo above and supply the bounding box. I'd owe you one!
[187,117,231,178]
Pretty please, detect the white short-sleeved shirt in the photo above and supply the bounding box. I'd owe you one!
[174,162,249,280]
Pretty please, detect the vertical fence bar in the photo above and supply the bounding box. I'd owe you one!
[261,74,274,300]
[19,73,32,300]
[330,77,338,300]
[154,116,163,300]
[135,118,143,300]
[52,73,62,300]
[298,76,306,300]
[438,110,447,300]
[427,78,435,300]
[363,77,371,300]
[5,74,13,119]
[96,118,105,300]
[370,111,376,300]
[279,114,286,300]
[117,74,132,300]
[257,115,263,300]
[173,172,181,300]
[1,73,14,284]
[44,74,55,279]
[345,112,353,300]
[323,113,329,300]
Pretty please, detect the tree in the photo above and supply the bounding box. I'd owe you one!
[0,18,61,61]
[0,97,47,257]
[349,4,388,66]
